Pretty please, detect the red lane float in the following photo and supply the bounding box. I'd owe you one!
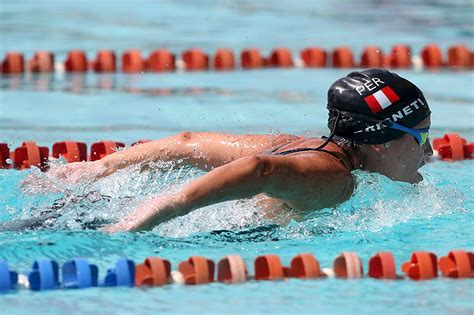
[401,252,438,280]
[360,46,384,68]
[438,250,474,278]
[300,47,327,68]
[214,48,235,71]
[65,50,88,72]
[11,141,49,171]
[28,51,54,73]
[332,47,354,68]
[52,141,87,163]
[269,48,293,68]
[368,252,397,280]
[0,143,10,168]
[385,45,412,68]
[89,141,125,161]
[178,256,215,285]
[217,255,248,283]
[1,52,25,74]
[182,49,209,71]
[333,252,363,278]
[254,255,284,280]
[286,253,324,279]
[135,257,171,286]
[122,50,145,73]
[241,48,265,69]
[421,44,443,68]
[464,143,474,159]
[432,133,468,161]
[147,49,175,72]
[91,50,116,73]
[448,45,470,68]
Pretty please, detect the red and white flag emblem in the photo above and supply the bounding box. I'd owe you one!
[364,86,400,113]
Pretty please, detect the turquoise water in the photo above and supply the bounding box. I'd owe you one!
[1,1,474,314]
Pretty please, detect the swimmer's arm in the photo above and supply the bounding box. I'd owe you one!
[68,132,297,180]
[103,154,352,232]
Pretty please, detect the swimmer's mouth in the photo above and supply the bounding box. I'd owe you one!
[420,157,430,168]
[414,172,423,183]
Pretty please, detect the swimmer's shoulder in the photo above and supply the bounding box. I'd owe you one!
[267,136,354,172]
[261,135,355,209]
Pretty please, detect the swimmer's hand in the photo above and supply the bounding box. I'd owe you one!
[101,194,185,232]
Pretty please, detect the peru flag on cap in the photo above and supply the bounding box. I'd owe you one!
[364,86,400,113]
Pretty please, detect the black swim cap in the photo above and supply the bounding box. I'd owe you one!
[327,69,431,144]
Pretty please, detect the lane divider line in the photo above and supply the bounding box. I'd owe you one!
[1,250,472,292]
[1,44,472,74]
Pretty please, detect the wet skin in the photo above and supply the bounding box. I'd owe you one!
[23,118,433,232]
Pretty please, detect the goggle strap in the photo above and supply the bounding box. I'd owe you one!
[385,121,429,144]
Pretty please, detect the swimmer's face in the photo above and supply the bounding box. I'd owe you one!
[382,117,433,183]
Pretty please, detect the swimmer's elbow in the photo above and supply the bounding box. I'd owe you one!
[175,131,194,143]
[227,154,276,190]
[250,155,276,177]
[244,155,282,193]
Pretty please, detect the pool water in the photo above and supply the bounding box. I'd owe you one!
[1,1,473,314]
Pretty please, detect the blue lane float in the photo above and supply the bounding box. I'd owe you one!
[0,260,18,292]
[62,258,98,289]
[28,259,59,291]
[103,258,135,287]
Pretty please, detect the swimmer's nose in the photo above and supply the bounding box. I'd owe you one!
[423,139,434,157]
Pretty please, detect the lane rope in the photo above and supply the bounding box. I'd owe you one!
[1,44,472,74]
[1,250,472,292]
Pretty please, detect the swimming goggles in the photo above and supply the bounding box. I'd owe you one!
[383,120,429,146]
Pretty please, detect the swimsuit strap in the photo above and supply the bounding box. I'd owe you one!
[268,137,354,171]
[265,110,353,170]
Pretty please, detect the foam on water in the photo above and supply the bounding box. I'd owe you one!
[308,168,467,233]
[1,158,471,239]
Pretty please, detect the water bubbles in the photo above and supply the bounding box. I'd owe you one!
[304,168,468,235]
[3,159,471,239]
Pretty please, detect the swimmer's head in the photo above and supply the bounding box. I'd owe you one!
[327,69,433,184]
[327,68,431,144]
